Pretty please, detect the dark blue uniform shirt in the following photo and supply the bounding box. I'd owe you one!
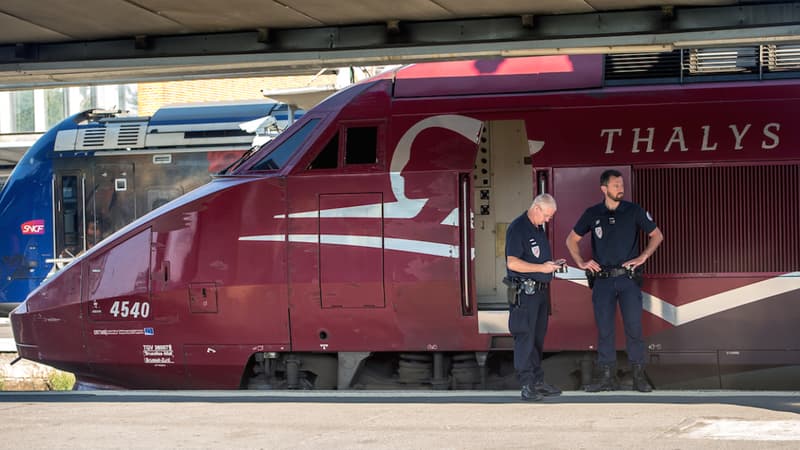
[506,211,553,283]
[573,200,657,268]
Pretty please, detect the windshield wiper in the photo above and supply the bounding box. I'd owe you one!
[217,146,257,175]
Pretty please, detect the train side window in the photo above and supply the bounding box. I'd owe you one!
[251,119,319,171]
[308,132,339,170]
[345,127,378,165]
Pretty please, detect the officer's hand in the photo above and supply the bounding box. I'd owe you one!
[623,257,646,269]
[579,259,601,273]
[543,261,561,273]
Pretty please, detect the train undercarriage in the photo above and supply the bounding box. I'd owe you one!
[239,350,800,391]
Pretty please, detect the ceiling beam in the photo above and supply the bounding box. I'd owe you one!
[1,2,799,89]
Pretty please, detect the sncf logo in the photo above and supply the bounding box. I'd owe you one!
[21,219,45,235]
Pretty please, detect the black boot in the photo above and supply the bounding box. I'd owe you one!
[632,364,653,392]
[534,381,562,397]
[585,365,619,392]
[521,384,544,401]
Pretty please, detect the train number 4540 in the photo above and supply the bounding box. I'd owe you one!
[109,300,151,319]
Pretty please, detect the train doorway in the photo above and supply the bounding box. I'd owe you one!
[53,170,86,260]
[472,120,536,310]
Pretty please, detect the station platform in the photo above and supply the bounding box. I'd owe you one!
[0,390,798,448]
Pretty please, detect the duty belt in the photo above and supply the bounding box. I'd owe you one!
[521,279,549,294]
[597,267,629,278]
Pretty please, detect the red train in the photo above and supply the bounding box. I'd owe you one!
[11,51,800,390]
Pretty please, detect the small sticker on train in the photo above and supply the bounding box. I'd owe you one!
[143,344,175,365]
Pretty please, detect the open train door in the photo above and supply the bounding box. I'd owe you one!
[548,166,631,349]
[53,170,87,263]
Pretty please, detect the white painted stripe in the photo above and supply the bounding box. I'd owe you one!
[322,235,382,248]
[290,234,318,243]
[239,235,284,241]
[479,271,800,333]
[274,197,421,220]
[644,271,800,326]
[239,234,459,258]
[549,268,799,328]
[323,203,382,218]
[385,238,457,258]
[281,201,459,224]
[280,203,384,219]
[683,419,800,441]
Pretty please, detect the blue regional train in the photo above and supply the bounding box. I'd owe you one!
[0,101,300,314]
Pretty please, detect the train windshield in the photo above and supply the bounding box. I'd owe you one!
[250,119,320,171]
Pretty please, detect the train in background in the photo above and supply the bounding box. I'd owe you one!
[11,47,800,390]
[0,101,301,314]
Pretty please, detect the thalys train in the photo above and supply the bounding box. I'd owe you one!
[11,50,800,390]
[0,101,300,314]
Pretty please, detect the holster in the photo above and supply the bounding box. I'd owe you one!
[502,276,521,306]
[627,267,644,287]
[585,270,596,289]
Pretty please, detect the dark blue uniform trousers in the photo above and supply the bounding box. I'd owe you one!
[592,276,645,366]
[508,290,549,387]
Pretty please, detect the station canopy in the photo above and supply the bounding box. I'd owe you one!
[2,1,800,88]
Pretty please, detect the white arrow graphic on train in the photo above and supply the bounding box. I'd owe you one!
[477,270,800,332]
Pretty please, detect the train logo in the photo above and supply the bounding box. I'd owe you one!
[20,219,45,235]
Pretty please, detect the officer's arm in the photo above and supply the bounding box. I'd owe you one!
[566,231,601,272]
[507,255,557,274]
[642,227,664,260]
[624,227,664,268]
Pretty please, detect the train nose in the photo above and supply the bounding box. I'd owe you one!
[8,263,88,374]
[9,302,39,360]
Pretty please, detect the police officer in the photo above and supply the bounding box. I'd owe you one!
[506,193,563,401]
[565,170,663,392]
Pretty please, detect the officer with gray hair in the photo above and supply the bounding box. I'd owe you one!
[505,193,564,401]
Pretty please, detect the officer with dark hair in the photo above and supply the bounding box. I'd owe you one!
[506,193,564,401]
[565,169,663,392]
